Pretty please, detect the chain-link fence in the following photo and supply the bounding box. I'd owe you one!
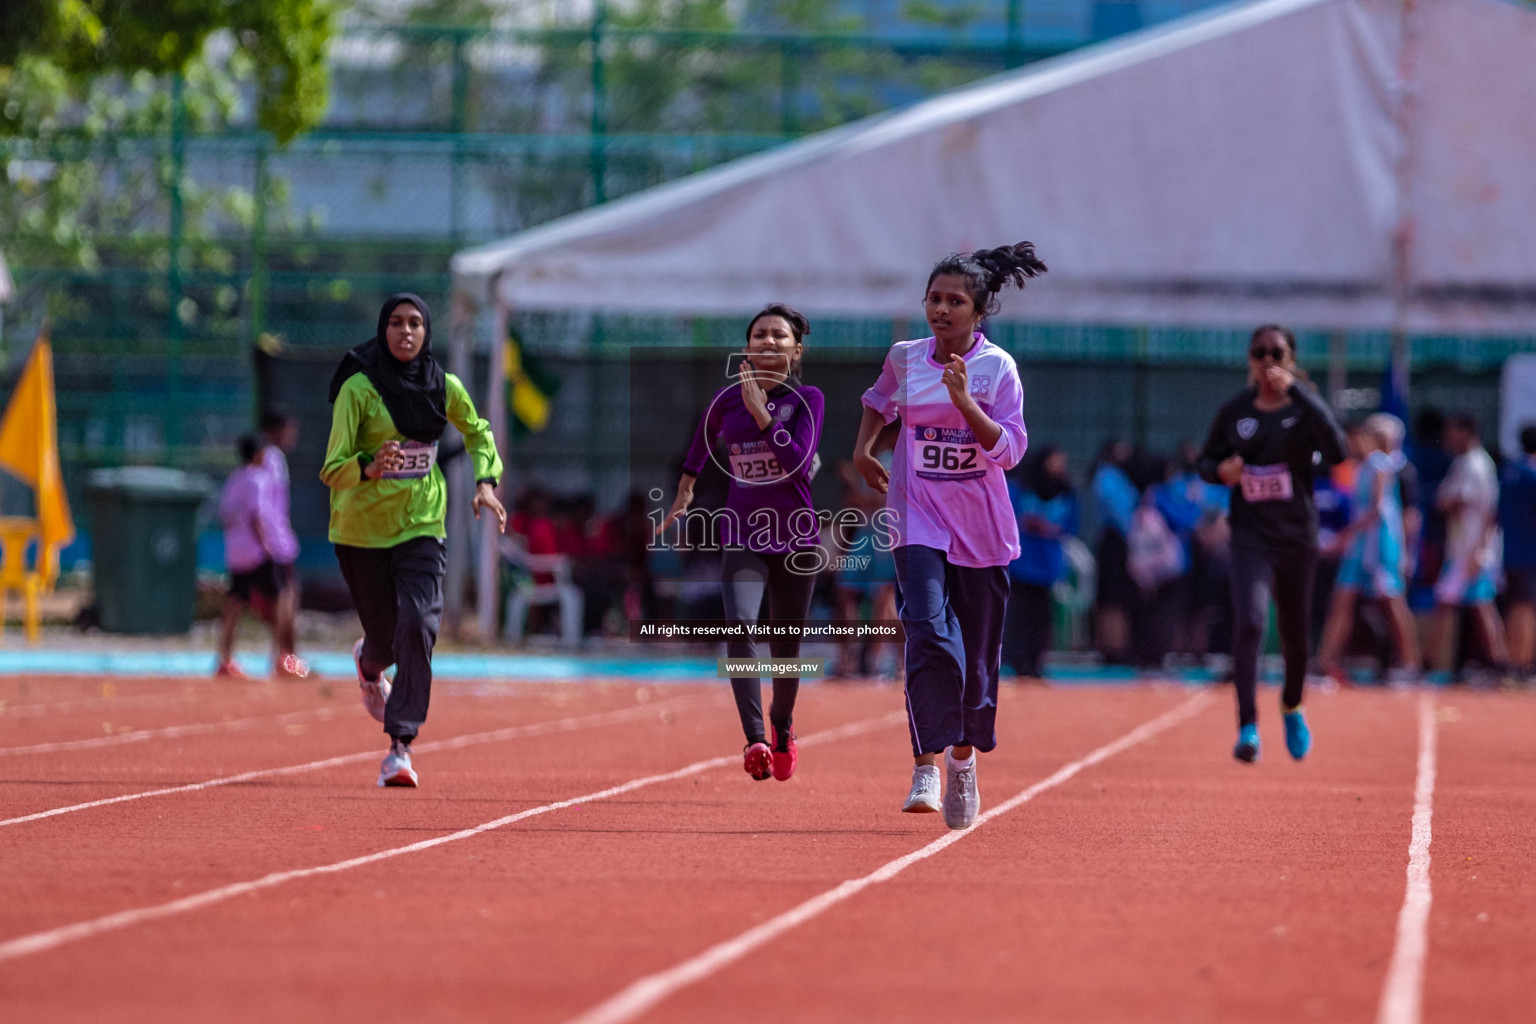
[499,317,1516,512]
[1,19,1086,507]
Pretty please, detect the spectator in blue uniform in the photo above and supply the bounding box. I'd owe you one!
[1004,445,1078,680]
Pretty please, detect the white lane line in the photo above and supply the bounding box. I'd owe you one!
[0,681,671,721]
[0,707,344,757]
[1377,691,1439,1024]
[0,690,201,720]
[0,697,717,828]
[567,692,1213,1024]
[0,711,904,963]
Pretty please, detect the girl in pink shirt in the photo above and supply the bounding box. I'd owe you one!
[853,242,1044,829]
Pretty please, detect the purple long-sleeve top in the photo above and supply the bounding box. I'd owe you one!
[681,380,824,553]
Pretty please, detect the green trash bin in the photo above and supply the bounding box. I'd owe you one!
[86,467,212,634]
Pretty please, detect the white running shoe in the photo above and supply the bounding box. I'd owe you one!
[901,764,942,813]
[354,638,391,724]
[942,754,980,830]
[377,744,418,788]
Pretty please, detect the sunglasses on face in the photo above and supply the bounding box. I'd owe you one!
[1249,346,1287,361]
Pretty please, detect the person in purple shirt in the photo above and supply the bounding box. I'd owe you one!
[659,304,824,783]
[257,409,309,678]
[216,436,288,678]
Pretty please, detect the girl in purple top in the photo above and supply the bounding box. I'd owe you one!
[854,242,1044,829]
[660,304,824,783]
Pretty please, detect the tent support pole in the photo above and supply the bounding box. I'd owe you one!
[443,282,476,633]
[1328,330,1347,412]
[1389,0,1421,406]
[477,294,510,643]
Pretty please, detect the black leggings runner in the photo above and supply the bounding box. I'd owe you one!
[1229,536,1316,727]
[719,548,817,746]
[335,536,447,743]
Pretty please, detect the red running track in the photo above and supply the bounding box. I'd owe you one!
[0,675,1531,1023]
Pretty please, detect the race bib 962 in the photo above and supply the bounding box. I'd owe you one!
[912,425,985,482]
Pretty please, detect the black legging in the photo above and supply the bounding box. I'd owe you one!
[720,548,817,745]
[335,537,447,743]
[1002,580,1053,678]
[1229,536,1317,727]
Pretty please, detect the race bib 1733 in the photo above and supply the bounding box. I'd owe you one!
[380,440,439,480]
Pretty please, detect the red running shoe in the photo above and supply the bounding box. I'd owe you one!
[769,724,798,781]
[743,741,772,781]
[214,659,251,680]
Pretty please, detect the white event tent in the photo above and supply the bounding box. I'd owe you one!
[454,0,1536,333]
[449,0,1536,634]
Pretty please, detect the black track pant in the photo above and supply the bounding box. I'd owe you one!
[1002,580,1053,678]
[1229,535,1316,727]
[720,548,817,746]
[335,537,447,743]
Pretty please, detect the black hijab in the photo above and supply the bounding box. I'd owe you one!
[1026,444,1072,502]
[328,293,448,443]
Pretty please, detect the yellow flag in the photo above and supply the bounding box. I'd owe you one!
[503,336,552,433]
[0,328,76,565]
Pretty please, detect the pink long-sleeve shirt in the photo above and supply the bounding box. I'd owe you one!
[220,465,281,573]
[257,445,300,565]
[861,334,1027,568]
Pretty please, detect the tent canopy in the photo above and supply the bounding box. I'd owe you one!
[453,0,1536,334]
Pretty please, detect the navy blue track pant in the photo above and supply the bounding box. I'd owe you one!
[894,545,1010,757]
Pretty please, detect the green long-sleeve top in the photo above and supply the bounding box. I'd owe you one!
[321,372,503,548]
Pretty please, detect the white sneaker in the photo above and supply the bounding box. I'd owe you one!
[377,744,418,788]
[901,764,942,813]
[942,753,980,830]
[354,638,391,724]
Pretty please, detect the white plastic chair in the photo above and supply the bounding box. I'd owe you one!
[498,535,583,648]
[1053,535,1098,652]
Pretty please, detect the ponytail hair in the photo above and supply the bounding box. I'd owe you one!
[927,241,1048,317]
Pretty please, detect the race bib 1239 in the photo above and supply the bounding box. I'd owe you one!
[727,439,786,484]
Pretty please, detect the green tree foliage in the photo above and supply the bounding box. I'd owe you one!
[0,0,331,308]
[4,55,260,274]
[0,0,334,143]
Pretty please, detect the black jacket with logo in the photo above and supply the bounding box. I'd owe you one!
[1197,383,1348,552]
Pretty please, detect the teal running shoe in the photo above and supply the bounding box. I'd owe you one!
[1234,723,1260,763]
[1283,707,1312,760]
